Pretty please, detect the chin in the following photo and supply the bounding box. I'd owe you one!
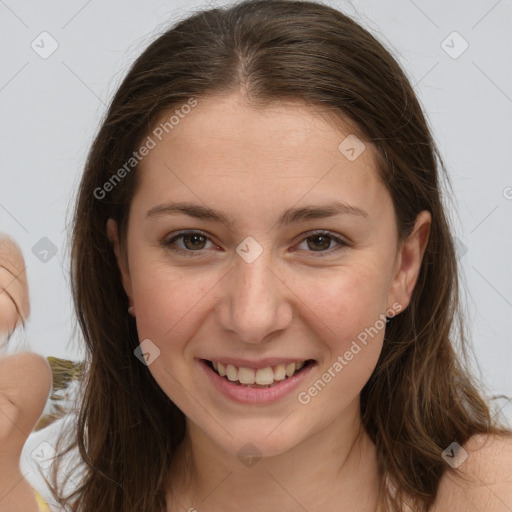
[205,422,306,461]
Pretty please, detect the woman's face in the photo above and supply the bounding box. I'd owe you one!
[108,92,429,458]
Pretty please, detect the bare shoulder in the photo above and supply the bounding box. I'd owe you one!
[430,432,512,512]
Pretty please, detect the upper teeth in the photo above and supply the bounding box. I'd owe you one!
[212,360,306,385]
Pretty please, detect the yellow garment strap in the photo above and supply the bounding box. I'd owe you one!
[34,490,51,512]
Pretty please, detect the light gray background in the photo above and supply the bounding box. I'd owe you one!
[1,0,511,423]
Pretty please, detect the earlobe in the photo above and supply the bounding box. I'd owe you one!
[106,218,133,299]
[387,210,431,312]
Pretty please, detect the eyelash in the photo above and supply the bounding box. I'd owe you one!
[161,229,349,257]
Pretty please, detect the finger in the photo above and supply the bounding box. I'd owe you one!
[0,236,30,323]
[0,267,27,333]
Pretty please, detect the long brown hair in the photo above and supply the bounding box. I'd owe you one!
[48,1,512,510]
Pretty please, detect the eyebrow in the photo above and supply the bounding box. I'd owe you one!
[146,200,368,228]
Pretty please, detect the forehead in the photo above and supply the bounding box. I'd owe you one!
[135,93,385,217]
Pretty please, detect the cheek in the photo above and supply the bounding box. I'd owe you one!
[130,263,216,345]
[293,262,390,339]
[290,265,389,398]
[295,271,388,408]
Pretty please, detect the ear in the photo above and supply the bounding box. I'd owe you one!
[386,210,431,312]
[106,218,133,300]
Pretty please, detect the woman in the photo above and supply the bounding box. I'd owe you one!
[24,0,512,510]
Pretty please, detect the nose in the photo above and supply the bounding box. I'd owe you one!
[215,250,293,345]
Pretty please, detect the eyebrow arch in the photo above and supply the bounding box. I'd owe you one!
[145,200,369,228]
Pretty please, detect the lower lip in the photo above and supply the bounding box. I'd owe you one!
[198,359,316,404]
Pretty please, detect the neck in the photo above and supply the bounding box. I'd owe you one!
[166,397,381,512]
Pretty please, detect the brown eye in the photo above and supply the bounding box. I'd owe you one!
[181,233,207,250]
[296,231,348,255]
[306,234,332,251]
[162,230,215,256]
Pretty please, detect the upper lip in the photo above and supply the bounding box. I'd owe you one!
[199,357,314,370]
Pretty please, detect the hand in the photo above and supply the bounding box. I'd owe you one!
[0,234,30,336]
[0,353,53,511]
[0,234,53,511]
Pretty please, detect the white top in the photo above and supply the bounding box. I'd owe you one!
[21,412,83,511]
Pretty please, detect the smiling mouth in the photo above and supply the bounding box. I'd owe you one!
[203,359,316,388]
